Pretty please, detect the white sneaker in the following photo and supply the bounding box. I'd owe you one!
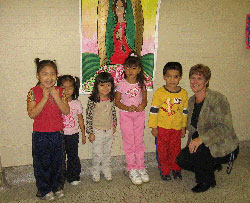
[54,190,64,199]
[129,169,142,185]
[92,173,100,182]
[41,192,55,201]
[103,169,112,181]
[70,180,81,186]
[138,168,149,183]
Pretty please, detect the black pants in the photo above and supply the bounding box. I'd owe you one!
[177,144,231,185]
[32,131,64,197]
[63,133,81,183]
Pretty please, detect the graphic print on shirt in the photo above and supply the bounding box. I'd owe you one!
[160,97,182,116]
[63,109,76,128]
[125,86,140,98]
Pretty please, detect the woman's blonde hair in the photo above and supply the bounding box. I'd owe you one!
[189,64,211,87]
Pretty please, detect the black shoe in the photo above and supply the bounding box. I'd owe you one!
[161,174,171,181]
[214,164,222,172]
[191,181,216,193]
[172,170,182,180]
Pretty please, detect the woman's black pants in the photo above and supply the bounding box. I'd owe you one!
[177,144,229,185]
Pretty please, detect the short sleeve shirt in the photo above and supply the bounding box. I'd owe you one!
[116,80,142,109]
[62,100,83,135]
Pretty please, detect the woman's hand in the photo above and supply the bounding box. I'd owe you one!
[89,134,95,143]
[188,137,202,153]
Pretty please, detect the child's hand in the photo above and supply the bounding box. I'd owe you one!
[136,104,145,112]
[127,105,137,112]
[181,128,186,138]
[43,87,51,100]
[151,128,158,137]
[82,134,86,144]
[89,134,95,143]
[50,87,60,99]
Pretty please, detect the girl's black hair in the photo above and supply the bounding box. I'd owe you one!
[124,51,146,90]
[57,75,80,100]
[34,58,58,85]
[89,72,115,103]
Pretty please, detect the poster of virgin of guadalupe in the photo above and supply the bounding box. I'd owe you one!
[80,0,161,93]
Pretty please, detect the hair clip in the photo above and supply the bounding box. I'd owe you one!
[130,52,137,57]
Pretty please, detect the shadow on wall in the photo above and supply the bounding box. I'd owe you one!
[0,156,7,187]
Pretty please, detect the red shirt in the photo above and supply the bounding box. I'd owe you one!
[31,85,64,132]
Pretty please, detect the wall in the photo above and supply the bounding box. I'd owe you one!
[0,0,249,167]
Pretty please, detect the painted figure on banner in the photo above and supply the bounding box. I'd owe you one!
[81,0,157,93]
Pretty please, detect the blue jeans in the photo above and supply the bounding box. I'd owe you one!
[32,131,64,197]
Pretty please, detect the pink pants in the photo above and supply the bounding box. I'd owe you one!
[119,111,145,171]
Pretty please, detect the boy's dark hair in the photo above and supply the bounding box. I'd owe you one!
[124,51,146,89]
[163,62,183,77]
[34,58,58,85]
[89,72,115,103]
[57,75,80,100]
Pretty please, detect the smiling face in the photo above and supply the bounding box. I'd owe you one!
[36,65,57,89]
[163,69,182,91]
[124,65,141,84]
[189,73,208,94]
[98,82,112,99]
[61,80,74,101]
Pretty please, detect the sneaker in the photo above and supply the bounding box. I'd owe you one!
[41,192,55,201]
[161,174,171,181]
[103,169,112,181]
[92,173,100,182]
[54,190,64,199]
[70,180,81,186]
[129,169,142,185]
[172,170,182,180]
[137,168,149,183]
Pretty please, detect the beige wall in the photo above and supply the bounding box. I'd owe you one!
[0,0,249,167]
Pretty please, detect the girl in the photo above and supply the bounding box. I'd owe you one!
[57,75,86,186]
[27,58,69,201]
[115,52,149,185]
[86,72,117,182]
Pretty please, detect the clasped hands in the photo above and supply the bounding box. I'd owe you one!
[43,87,60,100]
[127,104,144,112]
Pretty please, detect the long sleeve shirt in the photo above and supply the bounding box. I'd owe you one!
[148,86,188,130]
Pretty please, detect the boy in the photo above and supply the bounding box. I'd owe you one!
[148,62,188,181]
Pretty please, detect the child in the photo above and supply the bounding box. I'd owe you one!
[27,58,70,201]
[148,62,188,181]
[115,52,149,185]
[57,75,86,186]
[86,72,117,182]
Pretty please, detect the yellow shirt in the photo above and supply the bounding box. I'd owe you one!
[148,86,188,130]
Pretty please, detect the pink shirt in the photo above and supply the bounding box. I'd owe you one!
[62,100,83,135]
[116,80,142,109]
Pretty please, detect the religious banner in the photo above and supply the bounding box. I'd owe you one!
[80,0,161,93]
[246,14,250,49]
